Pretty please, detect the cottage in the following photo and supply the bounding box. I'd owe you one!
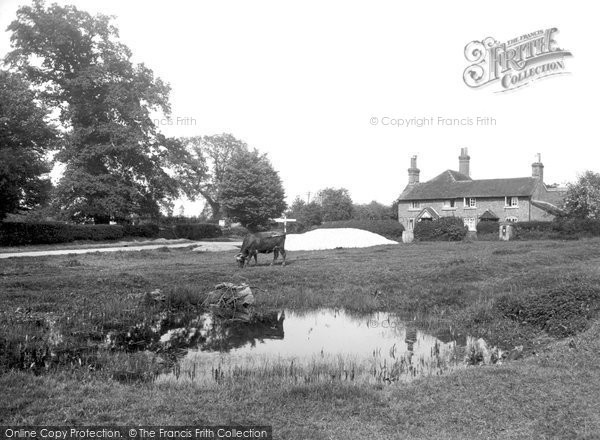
[396,148,566,231]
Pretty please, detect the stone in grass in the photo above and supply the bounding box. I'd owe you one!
[147,289,166,302]
[203,283,255,321]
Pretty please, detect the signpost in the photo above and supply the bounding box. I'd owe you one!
[274,214,296,233]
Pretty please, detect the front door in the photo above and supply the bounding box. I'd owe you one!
[464,217,477,231]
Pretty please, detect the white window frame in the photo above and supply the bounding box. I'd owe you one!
[506,216,518,223]
[463,197,476,209]
[409,201,421,211]
[443,199,456,210]
[408,218,415,230]
[505,196,519,208]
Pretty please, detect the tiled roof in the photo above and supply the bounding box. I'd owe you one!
[479,209,499,220]
[416,206,440,220]
[530,199,565,216]
[398,169,539,201]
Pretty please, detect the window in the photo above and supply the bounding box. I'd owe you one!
[506,216,518,222]
[410,201,420,210]
[505,196,519,208]
[463,197,476,208]
[443,200,456,209]
[408,218,415,230]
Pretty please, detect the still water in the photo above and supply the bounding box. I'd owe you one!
[156,309,474,384]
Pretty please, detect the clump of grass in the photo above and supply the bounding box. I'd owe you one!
[496,276,600,338]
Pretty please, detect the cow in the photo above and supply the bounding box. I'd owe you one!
[235,232,287,268]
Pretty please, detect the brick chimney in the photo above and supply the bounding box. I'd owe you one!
[532,153,544,182]
[408,155,420,185]
[459,147,470,176]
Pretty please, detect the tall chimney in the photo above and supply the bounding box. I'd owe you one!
[408,155,420,185]
[459,147,470,176]
[532,153,544,182]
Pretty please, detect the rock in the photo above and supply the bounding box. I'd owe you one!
[148,289,166,302]
[506,345,524,361]
[203,283,255,320]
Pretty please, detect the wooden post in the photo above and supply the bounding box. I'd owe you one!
[274,215,297,233]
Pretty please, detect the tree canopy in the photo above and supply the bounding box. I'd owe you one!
[178,133,247,220]
[563,171,600,219]
[287,197,322,231]
[0,70,56,220]
[318,187,353,221]
[353,200,394,221]
[219,149,286,231]
[5,0,185,223]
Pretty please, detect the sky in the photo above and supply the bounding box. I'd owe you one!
[0,0,598,215]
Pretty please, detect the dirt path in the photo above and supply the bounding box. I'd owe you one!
[0,241,242,259]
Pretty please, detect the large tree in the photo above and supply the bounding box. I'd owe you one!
[0,70,56,219]
[318,187,353,221]
[179,133,247,220]
[219,149,286,231]
[563,171,600,219]
[5,0,184,223]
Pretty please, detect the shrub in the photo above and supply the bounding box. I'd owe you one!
[0,222,73,246]
[414,217,467,241]
[495,277,600,337]
[0,222,125,246]
[172,223,222,240]
[159,215,214,226]
[476,221,499,235]
[513,219,600,240]
[71,225,124,241]
[554,218,600,236]
[316,220,405,240]
[123,224,160,238]
[223,225,250,238]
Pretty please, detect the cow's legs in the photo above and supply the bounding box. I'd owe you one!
[280,249,286,266]
[271,248,279,266]
[252,251,258,266]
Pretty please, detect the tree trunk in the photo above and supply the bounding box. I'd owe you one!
[199,191,222,220]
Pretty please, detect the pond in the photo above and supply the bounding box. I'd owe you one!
[153,309,494,385]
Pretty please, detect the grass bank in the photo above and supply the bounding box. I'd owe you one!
[1,239,600,438]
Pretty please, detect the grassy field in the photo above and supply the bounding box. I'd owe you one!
[1,239,600,439]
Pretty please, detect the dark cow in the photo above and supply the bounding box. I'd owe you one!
[235,232,286,267]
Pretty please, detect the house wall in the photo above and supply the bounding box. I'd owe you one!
[397,197,533,230]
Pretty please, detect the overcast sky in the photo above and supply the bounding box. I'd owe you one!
[1,0,597,214]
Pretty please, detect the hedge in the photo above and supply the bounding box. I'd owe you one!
[414,217,468,241]
[316,220,405,240]
[123,224,160,238]
[0,222,125,246]
[222,225,250,238]
[513,219,600,240]
[172,223,222,240]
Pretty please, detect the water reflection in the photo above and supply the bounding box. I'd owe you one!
[158,309,472,385]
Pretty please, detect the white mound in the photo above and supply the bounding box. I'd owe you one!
[285,228,397,251]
